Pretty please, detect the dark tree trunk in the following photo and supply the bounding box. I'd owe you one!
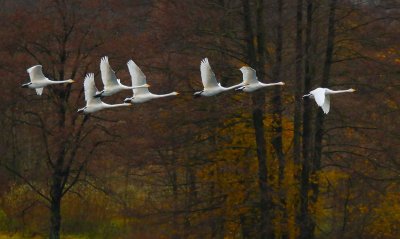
[293,0,303,167]
[272,0,285,188]
[49,172,63,239]
[294,0,304,235]
[171,163,180,239]
[255,0,274,238]
[271,0,287,237]
[299,0,315,238]
[242,1,273,238]
[310,0,338,236]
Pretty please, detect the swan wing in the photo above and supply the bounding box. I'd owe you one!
[84,73,102,105]
[100,56,119,88]
[311,88,326,107]
[27,65,46,83]
[321,94,330,114]
[35,88,44,95]
[200,58,219,89]
[127,60,150,95]
[240,66,258,84]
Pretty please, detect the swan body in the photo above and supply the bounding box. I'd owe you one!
[22,65,74,95]
[77,73,131,114]
[303,87,356,114]
[236,66,284,92]
[194,58,244,97]
[124,60,179,104]
[95,56,149,98]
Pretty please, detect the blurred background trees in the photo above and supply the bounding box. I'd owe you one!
[0,0,398,238]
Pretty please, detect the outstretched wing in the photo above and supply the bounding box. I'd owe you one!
[35,88,44,95]
[240,66,258,85]
[84,73,102,105]
[321,95,330,114]
[200,58,219,89]
[311,88,326,107]
[100,56,119,88]
[127,60,150,96]
[27,65,46,83]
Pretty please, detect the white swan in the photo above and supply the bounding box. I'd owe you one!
[235,66,284,92]
[77,73,131,114]
[22,65,74,95]
[123,60,179,103]
[95,56,149,97]
[194,58,244,97]
[303,87,356,114]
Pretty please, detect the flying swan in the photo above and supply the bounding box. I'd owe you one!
[95,56,149,97]
[22,65,74,95]
[303,87,356,114]
[124,60,179,104]
[194,58,244,97]
[77,73,131,114]
[236,66,284,92]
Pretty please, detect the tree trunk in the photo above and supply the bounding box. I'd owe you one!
[49,173,63,239]
[293,0,303,167]
[271,0,287,237]
[242,1,273,237]
[310,0,337,236]
[299,0,315,238]
[293,5,304,237]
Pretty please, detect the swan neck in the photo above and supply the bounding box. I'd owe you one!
[106,103,130,108]
[328,89,353,94]
[225,82,244,90]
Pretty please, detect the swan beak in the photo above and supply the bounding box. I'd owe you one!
[280,82,285,86]
[144,84,150,88]
[70,80,75,83]
[176,92,180,95]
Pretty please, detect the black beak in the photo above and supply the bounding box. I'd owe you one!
[124,98,131,103]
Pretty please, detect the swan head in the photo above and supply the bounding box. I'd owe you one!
[172,92,179,95]
[278,82,285,86]
[67,79,75,84]
[349,88,356,92]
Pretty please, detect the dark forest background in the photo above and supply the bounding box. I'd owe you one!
[0,0,399,238]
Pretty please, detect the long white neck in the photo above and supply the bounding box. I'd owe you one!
[326,89,355,95]
[104,103,131,108]
[223,82,245,91]
[129,84,149,89]
[260,82,285,87]
[152,92,178,98]
[49,79,73,84]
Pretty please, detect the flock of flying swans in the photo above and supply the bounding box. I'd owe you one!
[22,57,356,114]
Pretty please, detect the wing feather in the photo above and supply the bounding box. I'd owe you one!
[311,88,326,107]
[27,65,46,83]
[35,88,43,95]
[240,66,258,84]
[127,60,150,95]
[84,73,102,105]
[200,58,219,89]
[321,95,330,114]
[100,56,119,88]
